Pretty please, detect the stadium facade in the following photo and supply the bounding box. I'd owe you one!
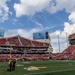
[0,32,53,61]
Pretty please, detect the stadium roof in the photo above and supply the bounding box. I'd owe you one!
[0,35,50,47]
[68,33,75,38]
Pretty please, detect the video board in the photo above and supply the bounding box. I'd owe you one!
[33,32,46,39]
[0,28,4,37]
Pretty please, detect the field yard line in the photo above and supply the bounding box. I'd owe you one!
[23,69,75,75]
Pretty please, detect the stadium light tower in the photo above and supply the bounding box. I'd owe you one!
[56,31,60,53]
[65,32,68,47]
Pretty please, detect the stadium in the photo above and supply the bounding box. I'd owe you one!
[0,30,75,75]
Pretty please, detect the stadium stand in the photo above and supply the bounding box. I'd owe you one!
[0,35,52,61]
[0,38,7,45]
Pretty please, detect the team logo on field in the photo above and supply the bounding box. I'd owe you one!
[24,66,47,71]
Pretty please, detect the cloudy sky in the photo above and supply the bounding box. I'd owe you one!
[0,0,75,53]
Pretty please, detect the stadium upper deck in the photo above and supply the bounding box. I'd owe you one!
[0,35,53,53]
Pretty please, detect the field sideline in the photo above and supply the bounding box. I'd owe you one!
[0,60,75,75]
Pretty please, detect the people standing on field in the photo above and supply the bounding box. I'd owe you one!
[7,59,16,71]
[7,59,12,71]
[12,59,16,71]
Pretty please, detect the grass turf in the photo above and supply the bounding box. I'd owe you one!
[0,60,75,75]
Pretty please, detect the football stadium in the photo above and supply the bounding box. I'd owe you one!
[0,30,75,75]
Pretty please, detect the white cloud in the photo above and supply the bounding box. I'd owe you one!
[5,29,37,39]
[14,0,50,17]
[0,0,10,22]
[5,26,50,39]
[14,0,75,17]
[48,0,75,14]
[69,12,75,23]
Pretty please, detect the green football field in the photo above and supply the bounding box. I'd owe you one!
[0,60,75,75]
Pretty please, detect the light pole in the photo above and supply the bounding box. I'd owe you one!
[65,32,68,47]
[57,34,60,53]
[56,31,60,53]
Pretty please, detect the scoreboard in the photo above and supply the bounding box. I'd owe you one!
[33,32,47,39]
[0,28,4,37]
